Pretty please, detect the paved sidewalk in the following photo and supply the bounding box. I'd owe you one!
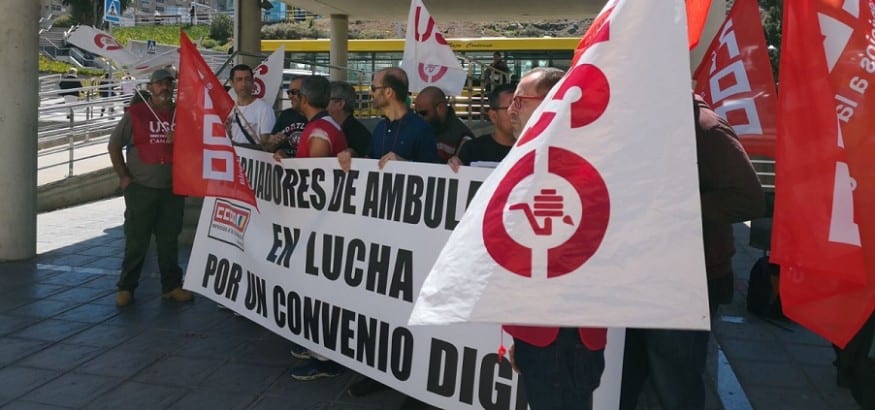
[0,197,863,409]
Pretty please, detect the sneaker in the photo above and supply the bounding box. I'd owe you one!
[290,360,342,381]
[347,377,387,397]
[289,343,311,359]
[162,287,193,302]
[116,290,133,307]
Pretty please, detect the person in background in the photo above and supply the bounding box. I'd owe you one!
[267,76,308,160]
[337,66,439,172]
[328,80,372,158]
[225,64,276,149]
[107,68,192,308]
[619,95,765,410]
[449,84,515,171]
[413,86,474,163]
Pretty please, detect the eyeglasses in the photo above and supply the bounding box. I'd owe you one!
[287,89,301,96]
[490,106,509,111]
[370,85,388,92]
[511,95,544,109]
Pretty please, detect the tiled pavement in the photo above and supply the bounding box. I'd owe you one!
[0,197,863,409]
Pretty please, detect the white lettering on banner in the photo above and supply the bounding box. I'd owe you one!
[203,150,234,181]
[201,88,234,181]
[704,17,764,135]
[715,97,762,135]
[817,7,864,246]
[182,151,542,409]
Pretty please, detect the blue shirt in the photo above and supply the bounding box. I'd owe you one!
[368,109,440,163]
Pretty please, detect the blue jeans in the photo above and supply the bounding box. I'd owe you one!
[514,328,605,410]
[619,328,710,410]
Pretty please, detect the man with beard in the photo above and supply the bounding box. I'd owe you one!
[414,86,474,163]
[337,67,439,172]
[225,64,276,148]
[108,68,192,307]
[448,84,516,172]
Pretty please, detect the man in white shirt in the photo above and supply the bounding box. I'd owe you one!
[225,64,276,148]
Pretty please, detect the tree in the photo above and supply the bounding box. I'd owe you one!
[61,0,131,27]
[759,0,782,79]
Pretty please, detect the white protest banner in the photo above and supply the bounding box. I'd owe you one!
[401,0,467,96]
[228,46,286,105]
[183,149,622,409]
[410,0,711,330]
[66,25,138,67]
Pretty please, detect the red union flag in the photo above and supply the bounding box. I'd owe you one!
[692,0,777,158]
[173,32,257,208]
[410,0,710,329]
[401,0,466,95]
[572,0,711,66]
[772,1,875,347]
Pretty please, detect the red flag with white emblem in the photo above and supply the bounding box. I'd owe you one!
[173,32,257,209]
[410,0,709,329]
[772,1,875,347]
[692,0,777,158]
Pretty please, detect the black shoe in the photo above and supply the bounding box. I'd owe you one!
[347,377,387,397]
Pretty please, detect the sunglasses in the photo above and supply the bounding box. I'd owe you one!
[287,89,301,96]
[370,85,388,92]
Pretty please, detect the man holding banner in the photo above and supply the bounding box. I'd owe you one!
[338,67,439,172]
[108,68,192,307]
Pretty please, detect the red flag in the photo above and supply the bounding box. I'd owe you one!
[572,0,711,65]
[173,32,257,208]
[772,1,875,347]
[692,0,777,158]
[686,0,713,49]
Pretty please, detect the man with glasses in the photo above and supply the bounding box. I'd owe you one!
[503,67,608,409]
[413,86,474,163]
[107,68,192,307]
[449,84,516,172]
[338,67,439,172]
[268,76,308,160]
[328,81,372,158]
[225,64,276,149]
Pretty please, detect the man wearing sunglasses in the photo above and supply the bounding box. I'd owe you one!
[337,67,439,171]
[413,86,474,163]
[268,76,308,160]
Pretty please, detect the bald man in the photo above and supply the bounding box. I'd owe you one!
[414,86,474,163]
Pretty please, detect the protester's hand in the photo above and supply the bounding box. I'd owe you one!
[263,132,284,146]
[119,175,132,191]
[508,343,519,373]
[337,149,353,172]
[273,150,288,163]
[448,156,463,173]
[378,151,405,170]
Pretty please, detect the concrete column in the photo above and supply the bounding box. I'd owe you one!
[234,0,263,68]
[329,14,349,81]
[0,0,38,260]
[689,0,727,72]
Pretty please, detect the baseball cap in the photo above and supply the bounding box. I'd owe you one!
[150,68,175,83]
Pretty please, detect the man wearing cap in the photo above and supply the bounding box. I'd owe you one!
[108,68,193,307]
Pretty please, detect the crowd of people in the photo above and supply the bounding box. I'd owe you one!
[106,61,766,409]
